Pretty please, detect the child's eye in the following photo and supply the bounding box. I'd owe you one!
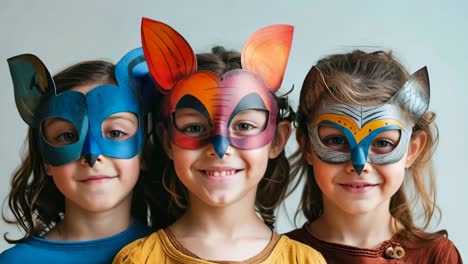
[229,109,267,138]
[318,125,349,152]
[42,118,79,146]
[369,129,400,154]
[106,130,128,139]
[328,136,345,145]
[55,132,79,145]
[181,124,208,138]
[237,122,255,131]
[231,121,263,137]
[371,139,395,154]
[173,108,210,138]
[101,112,138,141]
[322,136,350,152]
[374,140,392,148]
[184,124,203,133]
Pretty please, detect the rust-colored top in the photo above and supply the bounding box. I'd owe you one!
[285,224,463,263]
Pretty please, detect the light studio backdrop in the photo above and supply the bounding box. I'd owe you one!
[1,0,466,258]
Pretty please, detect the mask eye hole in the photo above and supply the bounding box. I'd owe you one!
[229,109,268,138]
[318,125,350,153]
[101,112,139,141]
[42,117,79,146]
[369,129,401,154]
[173,108,211,139]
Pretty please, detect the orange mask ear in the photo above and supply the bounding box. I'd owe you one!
[141,17,197,94]
[241,24,294,92]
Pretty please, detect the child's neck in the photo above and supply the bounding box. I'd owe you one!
[309,201,398,249]
[44,196,133,241]
[168,191,273,261]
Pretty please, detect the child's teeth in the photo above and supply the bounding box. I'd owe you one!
[207,170,236,177]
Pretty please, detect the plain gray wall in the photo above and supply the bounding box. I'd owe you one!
[1,0,466,258]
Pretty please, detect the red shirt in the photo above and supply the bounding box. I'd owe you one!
[285,224,463,263]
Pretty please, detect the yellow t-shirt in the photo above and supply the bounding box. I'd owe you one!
[113,229,325,264]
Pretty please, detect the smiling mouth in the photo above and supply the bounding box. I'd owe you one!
[340,183,378,188]
[203,170,239,177]
[79,176,116,182]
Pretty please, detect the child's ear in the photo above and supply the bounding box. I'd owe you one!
[44,163,52,175]
[156,123,174,160]
[405,131,428,168]
[269,120,292,159]
[304,150,315,167]
[295,129,314,166]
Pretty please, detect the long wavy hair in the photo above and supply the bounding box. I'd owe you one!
[2,60,159,243]
[291,50,446,241]
[148,46,296,229]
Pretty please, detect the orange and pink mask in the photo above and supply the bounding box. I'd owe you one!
[141,18,293,158]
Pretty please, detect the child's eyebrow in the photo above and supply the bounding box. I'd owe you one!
[174,110,206,119]
[42,117,69,128]
[234,109,266,116]
[106,113,138,124]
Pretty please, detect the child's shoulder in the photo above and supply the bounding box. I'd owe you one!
[269,234,326,264]
[0,241,35,263]
[284,226,463,263]
[112,229,174,264]
[0,238,82,263]
[283,225,308,244]
[1,223,154,264]
[402,234,463,263]
[1,234,136,263]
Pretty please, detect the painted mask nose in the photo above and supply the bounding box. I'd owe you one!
[82,130,101,167]
[211,135,230,159]
[353,164,365,175]
[84,154,99,167]
[351,146,367,176]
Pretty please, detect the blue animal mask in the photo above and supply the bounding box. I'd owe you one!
[303,66,430,175]
[7,48,147,167]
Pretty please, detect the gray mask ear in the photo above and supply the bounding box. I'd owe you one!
[389,66,430,123]
[299,66,329,113]
[7,54,56,126]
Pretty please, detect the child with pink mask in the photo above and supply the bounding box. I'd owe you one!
[113,18,325,264]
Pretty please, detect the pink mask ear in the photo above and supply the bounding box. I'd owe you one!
[141,17,197,94]
[241,24,294,92]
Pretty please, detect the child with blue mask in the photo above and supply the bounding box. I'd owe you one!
[0,49,159,264]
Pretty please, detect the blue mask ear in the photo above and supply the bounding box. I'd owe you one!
[7,54,56,126]
[115,47,156,113]
[115,47,145,92]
